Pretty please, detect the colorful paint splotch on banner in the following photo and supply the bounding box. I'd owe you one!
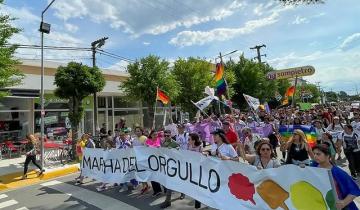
[257,180,289,210]
[290,181,327,210]
[228,172,331,210]
[228,173,256,205]
[279,125,317,147]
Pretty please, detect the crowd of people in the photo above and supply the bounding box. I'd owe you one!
[75,105,360,209]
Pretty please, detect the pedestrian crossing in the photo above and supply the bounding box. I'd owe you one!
[0,193,28,210]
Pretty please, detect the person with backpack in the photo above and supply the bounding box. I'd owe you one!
[337,124,360,180]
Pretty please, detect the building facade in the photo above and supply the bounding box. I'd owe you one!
[0,60,143,142]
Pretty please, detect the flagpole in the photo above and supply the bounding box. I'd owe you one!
[191,100,210,117]
[152,87,158,130]
[292,76,298,108]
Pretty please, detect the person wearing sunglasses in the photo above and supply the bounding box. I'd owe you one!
[239,141,280,169]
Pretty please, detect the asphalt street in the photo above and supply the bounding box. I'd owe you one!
[0,173,214,210]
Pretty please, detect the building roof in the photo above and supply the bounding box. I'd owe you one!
[19,59,129,78]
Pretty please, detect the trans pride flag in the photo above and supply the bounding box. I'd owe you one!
[279,125,317,147]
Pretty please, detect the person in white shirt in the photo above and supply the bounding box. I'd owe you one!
[336,124,360,180]
[164,119,178,138]
[242,127,261,155]
[314,120,327,142]
[327,116,344,132]
[351,117,360,135]
[176,124,189,150]
[208,129,238,161]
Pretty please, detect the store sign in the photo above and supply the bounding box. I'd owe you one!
[266,66,315,80]
[34,94,93,109]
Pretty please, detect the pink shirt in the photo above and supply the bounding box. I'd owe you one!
[145,138,161,148]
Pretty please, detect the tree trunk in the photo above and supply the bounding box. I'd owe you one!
[69,96,80,160]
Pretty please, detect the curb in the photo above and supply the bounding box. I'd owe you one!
[0,164,79,192]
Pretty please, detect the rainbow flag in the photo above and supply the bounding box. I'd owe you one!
[286,86,295,97]
[215,63,227,96]
[279,125,317,147]
[156,88,170,104]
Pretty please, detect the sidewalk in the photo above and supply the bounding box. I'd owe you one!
[0,155,79,192]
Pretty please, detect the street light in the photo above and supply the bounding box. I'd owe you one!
[39,0,56,168]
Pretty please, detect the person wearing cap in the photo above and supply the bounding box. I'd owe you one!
[222,121,239,148]
[175,124,189,150]
[208,129,238,161]
[327,116,344,132]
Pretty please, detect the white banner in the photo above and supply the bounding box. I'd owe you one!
[243,94,260,110]
[82,148,333,210]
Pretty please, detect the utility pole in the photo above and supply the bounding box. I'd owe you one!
[91,37,108,136]
[315,82,322,104]
[250,44,266,63]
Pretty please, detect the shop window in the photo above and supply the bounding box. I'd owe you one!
[114,97,127,108]
[34,111,70,139]
[98,97,106,108]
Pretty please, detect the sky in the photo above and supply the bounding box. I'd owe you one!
[2,0,360,95]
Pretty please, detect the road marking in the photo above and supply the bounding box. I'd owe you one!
[16,207,29,210]
[42,180,139,210]
[0,195,7,200]
[0,200,18,209]
[40,180,62,187]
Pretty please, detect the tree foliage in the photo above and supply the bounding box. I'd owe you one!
[54,62,105,159]
[120,55,180,126]
[228,55,282,109]
[0,0,24,97]
[171,57,213,117]
[325,91,338,102]
[297,83,321,103]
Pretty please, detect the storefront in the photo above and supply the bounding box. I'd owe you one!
[0,60,143,143]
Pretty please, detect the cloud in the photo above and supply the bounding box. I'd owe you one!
[339,33,360,51]
[143,42,150,46]
[2,5,40,24]
[50,0,245,36]
[64,23,79,33]
[169,12,280,47]
[291,12,325,25]
[292,16,309,24]
[106,60,129,71]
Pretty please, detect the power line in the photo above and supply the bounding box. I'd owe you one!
[97,49,135,63]
[4,44,92,51]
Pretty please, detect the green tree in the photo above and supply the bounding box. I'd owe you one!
[120,55,179,127]
[297,83,321,103]
[339,91,349,101]
[229,55,279,109]
[325,91,338,102]
[171,57,213,117]
[54,62,105,159]
[0,0,24,97]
